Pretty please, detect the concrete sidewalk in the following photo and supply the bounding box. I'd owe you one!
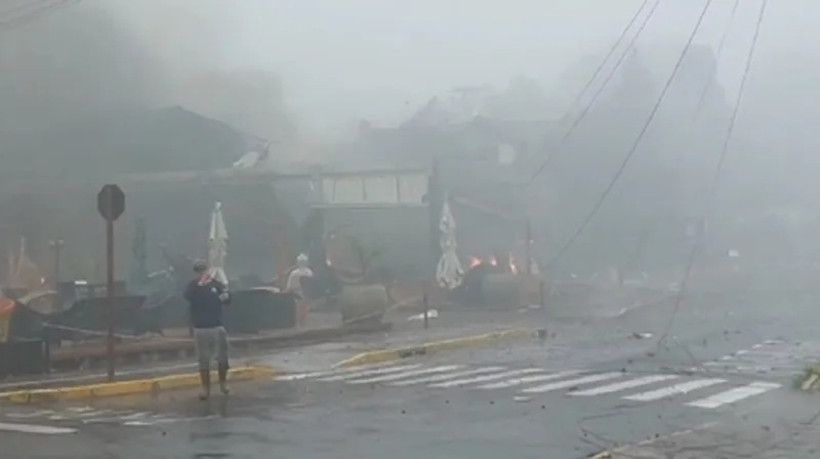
[45,312,388,372]
[0,307,541,401]
[252,307,546,372]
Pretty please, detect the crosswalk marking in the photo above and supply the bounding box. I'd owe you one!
[522,372,623,394]
[276,370,338,381]
[436,369,556,389]
[277,363,397,381]
[624,378,726,402]
[267,361,783,411]
[686,382,781,409]
[569,375,678,396]
[473,370,582,390]
[317,364,421,382]
[347,366,463,384]
[390,367,506,386]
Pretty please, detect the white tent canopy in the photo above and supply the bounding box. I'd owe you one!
[208,201,229,286]
[436,201,464,290]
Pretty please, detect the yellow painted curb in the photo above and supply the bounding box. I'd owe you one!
[587,451,612,459]
[0,365,275,404]
[336,328,533,368]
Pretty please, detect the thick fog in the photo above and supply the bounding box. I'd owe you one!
[3,0,820,280]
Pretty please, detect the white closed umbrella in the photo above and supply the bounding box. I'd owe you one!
[436,201,464,290]
[208,201,229,286]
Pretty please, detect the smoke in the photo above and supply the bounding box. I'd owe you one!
[0,2,165,127]
[0,0,297,178]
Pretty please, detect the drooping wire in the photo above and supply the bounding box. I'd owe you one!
[630,0,742,270]
[525,0,663,187]
[692,0,741,119]
[0,0,80,32]
[572,0,653,111]
[0,0,53,17]
[657,0,769,348]
[544,0,716,269]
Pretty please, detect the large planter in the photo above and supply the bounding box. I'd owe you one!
[338,284,388,325]
[480,274,542,309]
[223,288,296,334]
[0,339,46,378]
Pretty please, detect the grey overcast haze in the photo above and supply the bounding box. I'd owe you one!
[5,3,820,458]
[2,0,815,139]
[105,0,820,135]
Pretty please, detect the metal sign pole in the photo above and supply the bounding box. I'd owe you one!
[97,184,125,382]
[106,218,115,382]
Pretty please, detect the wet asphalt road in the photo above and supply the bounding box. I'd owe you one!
[3,292,819,459]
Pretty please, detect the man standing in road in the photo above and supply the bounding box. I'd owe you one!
[184,260,230,400]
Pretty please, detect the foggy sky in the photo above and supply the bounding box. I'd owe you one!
[98,0,820,136]
[4,0,820,143]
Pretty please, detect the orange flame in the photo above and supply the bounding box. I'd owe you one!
[469,256,482,268]
[489,256,498,267]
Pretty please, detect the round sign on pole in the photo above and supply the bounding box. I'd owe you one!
[97,184,125,221]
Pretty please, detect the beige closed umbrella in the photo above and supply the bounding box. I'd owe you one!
[208,202,229,286]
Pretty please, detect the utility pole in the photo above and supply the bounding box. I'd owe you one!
[49,239,64,288]
[525,219,532,275]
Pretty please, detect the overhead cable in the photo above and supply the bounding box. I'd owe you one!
[657,0,769,347]
[544,0,716,268]
[525,0,663,187]
[692,0,741,118]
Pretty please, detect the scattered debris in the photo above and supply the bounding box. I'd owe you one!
[631,332,653,340]
[407,309,439,322]
[800,364,820,391]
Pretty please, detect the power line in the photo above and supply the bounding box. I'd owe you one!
[0,0,54,17]
[657,0,769,348]
[0,0,80,32]
[692,0,741,118]
[525,0,662,187]
[572,0,654,111]
[544,0,716,269]
[632,0,742,269]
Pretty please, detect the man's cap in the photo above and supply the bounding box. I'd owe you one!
[193,259,208,272]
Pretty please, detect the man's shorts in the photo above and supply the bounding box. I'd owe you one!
[193,326,229,370]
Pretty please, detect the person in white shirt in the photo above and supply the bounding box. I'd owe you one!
[286,253,313,327]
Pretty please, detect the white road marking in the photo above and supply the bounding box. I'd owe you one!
[436,369,556,389]
[471,370,582,390]
[276,363,391,381]
[348,365,463,384]
[686,382,781,409]
[276,370,340,381]
[0,421,77,435]
[390,367,506,386]
[569,375,678,396]
[521,372,623,394]
[5,410,57,419]
[624,378,726,402]
[317,364,421,382]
